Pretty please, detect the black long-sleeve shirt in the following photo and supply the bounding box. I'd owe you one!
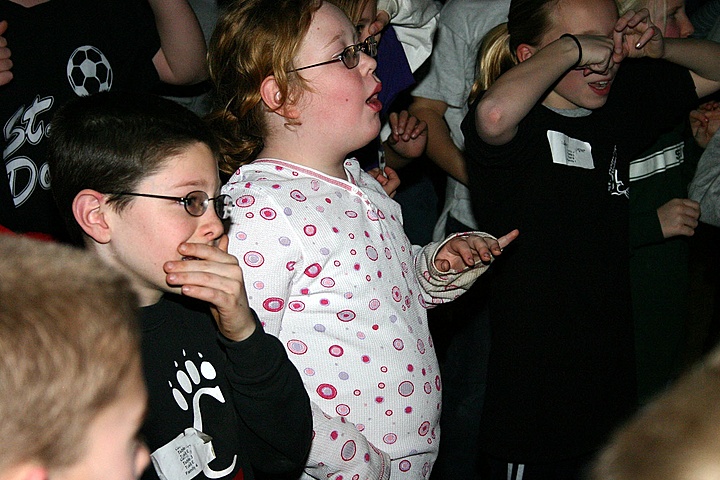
[140,294,312,480]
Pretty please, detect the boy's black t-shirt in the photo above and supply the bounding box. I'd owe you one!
[461,58,697,462]
[140,294,312,480]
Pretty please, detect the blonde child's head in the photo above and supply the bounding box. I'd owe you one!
[207,0,322,174]
[590,344,720,480]
[0,235,147,479]
[325,0,377,40]
[476,0,622,110]
[615,0,693,38]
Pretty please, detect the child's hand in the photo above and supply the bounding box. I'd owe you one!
[612,8,664,62]
[657,198,700,238]
[164,234,256,342]
[0,21,13,86]
[385,111,428,160]
[367,165,401,197]
[573,34,616,75]
[434,229,519,273]
[690,101,720,148]
[368,9,390,36]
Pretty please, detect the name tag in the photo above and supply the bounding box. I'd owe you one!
[151,428,216,480]
[547,130,594,169]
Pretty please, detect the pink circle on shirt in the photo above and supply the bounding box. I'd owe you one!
[419,421,430,436]
[383,433,397,444]
[398,381,414,397]
[290,190,306,201]
[236,195,254,207]
[262,297,284,312]
[336,404,350,416]
[316,383,337,400]
[368,299,380,310]
[393,339,404,351]
[243,251,264,268]
[337,310,356,322]
[304,263,322,277]
[289,301,305,312]
[329,345,344,357]
[345,210,358,219]
[260,207,276,220]
[341,440,357,461]
[399,460,411,472]
[304,225,317,236]
[287,339,307,355]
[365,246,378,261]
[392,287,401,302]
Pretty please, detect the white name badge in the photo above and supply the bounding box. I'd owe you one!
[546,130,594,169]
[151,428,216,480]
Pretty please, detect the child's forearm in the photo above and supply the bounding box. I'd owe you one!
[149,0,208,85]
[662,38,720,98]
[475,36,579,146]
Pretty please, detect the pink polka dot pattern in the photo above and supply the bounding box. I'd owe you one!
[224,159,444,478]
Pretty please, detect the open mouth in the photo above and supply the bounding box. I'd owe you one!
[366,94,382,112]
[366,83,383,112]
[181,256,200,261]
[588,80,612,95]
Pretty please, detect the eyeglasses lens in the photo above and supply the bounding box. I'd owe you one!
[215,195,233,220]
[184,191,209,216]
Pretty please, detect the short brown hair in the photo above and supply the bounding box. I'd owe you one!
[590,344,720,480]
[0,235,142,471]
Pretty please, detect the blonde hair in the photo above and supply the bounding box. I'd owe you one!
[616,0,668,33]
[590,344,720,480]
[469,23,516,104]
[0,235,141,472]
[474,0,561,92]
[207,0,321,175]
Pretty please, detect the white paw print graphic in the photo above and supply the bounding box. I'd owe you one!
[170,350,237,478]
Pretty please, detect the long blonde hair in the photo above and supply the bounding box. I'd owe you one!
[206,0,321,174]
[469,0,561,101]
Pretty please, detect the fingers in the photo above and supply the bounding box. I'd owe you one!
[366,167,383,181]
[165,242,241,291]
[388,110,428,143]
[368,10,390,36]
[435,233,519,272]
[658,199,701,238]
[381,166,400,198]
[497,229,520,250]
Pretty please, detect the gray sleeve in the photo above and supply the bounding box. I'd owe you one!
[689,131,720,227]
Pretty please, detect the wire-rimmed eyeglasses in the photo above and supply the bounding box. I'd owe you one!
[106,190,233,220]
[288,34,378,73]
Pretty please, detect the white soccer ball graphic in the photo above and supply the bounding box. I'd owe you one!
[67,46,113,97]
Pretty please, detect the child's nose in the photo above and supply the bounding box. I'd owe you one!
[360,51,377,75]
[201,207,226,240]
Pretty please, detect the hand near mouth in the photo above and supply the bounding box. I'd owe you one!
[164,235,256,342]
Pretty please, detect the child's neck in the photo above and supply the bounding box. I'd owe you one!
[258,145,349,181]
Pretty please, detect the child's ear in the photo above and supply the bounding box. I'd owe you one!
[260,75,300,120]
[516,44,536,63]
[72,189,112,244]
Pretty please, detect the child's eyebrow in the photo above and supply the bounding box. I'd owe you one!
[323,32,343,50]
[168,179,215,191]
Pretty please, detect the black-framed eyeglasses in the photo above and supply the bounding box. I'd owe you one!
[106,190,233,220]
[288,34,378,73]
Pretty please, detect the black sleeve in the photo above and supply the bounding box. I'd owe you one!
[218,312,312,477]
